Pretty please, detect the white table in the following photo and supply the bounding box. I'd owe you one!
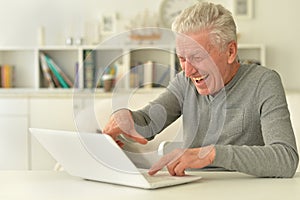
[0,171,299,200]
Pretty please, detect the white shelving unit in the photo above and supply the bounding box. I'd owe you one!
[0,45,178,91]
[0,44,266,92]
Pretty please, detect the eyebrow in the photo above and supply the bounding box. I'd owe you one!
[177,49,209,58]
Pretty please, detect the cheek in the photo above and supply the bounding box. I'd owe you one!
[212,65,226,84]
[211,57,227,77]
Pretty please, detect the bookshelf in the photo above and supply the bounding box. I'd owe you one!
[0,44,266,91]
[0,47,36,88]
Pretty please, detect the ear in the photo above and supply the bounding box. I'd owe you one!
[227,41,238,64]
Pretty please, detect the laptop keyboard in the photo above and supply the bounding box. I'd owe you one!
[141,172,184,183]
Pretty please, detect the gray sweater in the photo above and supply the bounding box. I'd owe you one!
[132,64,299,177]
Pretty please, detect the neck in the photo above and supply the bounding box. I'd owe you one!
[225,61,240,85]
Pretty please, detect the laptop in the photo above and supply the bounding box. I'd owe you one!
[29,128,202,189]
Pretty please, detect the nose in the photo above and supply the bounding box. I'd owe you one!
[183,61,197,77]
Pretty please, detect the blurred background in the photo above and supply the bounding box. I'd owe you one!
[0,0,299,90]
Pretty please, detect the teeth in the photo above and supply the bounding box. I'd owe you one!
[193,74,208,81]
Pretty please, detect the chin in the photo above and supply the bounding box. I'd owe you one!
[196,88,211,96]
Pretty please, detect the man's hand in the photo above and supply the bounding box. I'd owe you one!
[102,109,148,147]
[148,145,216,176]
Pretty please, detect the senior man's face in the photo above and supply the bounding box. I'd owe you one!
[176,32,230,96]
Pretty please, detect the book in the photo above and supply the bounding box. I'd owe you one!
[83,50,96,89]
[44,55,69,88]
[40,53,73,88]
[1,64,14,88]
[49,69,62,88]
[130,60,171,89]
[143,60,153,88]
[130,63,141,88]
[74,62,80,88]
[39,53,55,88]
[50,58,74,87]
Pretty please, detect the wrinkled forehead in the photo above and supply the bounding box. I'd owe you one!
[175,34,208,57]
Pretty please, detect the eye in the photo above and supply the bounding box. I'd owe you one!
[191,55,203,62]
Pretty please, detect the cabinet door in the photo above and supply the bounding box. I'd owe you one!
[0,98,28,170]
[0,116,28,170]
[29,97,77,170]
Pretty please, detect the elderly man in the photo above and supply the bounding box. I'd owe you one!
[103,2,298,178]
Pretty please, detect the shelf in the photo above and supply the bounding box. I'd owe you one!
[237,44,266,66]
[0,44,266,92]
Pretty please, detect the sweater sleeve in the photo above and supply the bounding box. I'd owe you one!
[131,73,186,140]
[212,70,299,177]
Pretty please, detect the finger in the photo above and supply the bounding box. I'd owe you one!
[148,157,171,175]
[103,131,119,141]
[148,167,161,176]
[104,115,147,145]
[124,130,148,145]
[116,140,124,148]
[166,157,187,176]
[103,122,120,134]
[167,160,180,176]
[148,151,180,175]
[148,159,166,175]
[173,162,186,176]
[103,123,123,140]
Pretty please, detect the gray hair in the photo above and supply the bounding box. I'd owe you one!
[172,2,237,51]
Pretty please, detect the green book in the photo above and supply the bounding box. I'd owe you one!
[44,55,69,88]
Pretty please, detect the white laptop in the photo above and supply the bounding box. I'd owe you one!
[29,128,202,189]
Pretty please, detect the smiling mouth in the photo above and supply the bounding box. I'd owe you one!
[193,74,209,83]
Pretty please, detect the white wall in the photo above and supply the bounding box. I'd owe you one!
[0,0,161,46]
[0,0,300,90]
[235,0,300,90]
